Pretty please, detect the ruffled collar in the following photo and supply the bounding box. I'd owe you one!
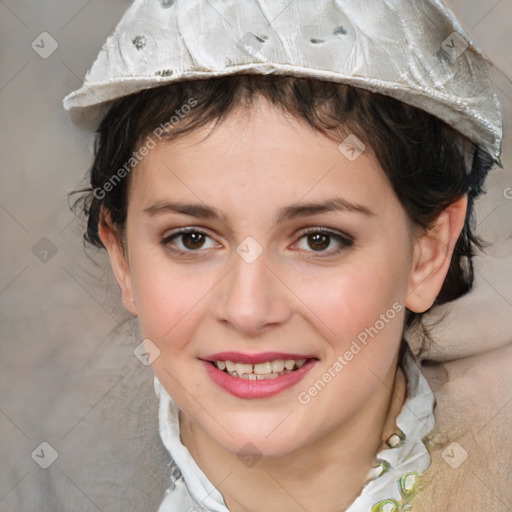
[154,345,435,512]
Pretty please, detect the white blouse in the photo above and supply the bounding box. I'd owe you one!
[154,346,435,512]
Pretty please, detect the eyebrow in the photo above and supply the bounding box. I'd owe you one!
[143,196,375,223]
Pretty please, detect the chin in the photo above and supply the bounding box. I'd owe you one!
[207,416,314,459]
[229,435,303,459]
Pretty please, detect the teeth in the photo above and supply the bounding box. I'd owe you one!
[254,362,273,375]
[271,359,285,372]
[214,357,310,378]
[227,370,294,380]
[235,363,253,374]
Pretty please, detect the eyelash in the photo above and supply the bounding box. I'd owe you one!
[160,226,353,257]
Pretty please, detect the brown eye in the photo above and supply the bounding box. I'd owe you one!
[181,232,206,250]
[295,228,353,255]
[307,232,330,251]
[161,228,219,254]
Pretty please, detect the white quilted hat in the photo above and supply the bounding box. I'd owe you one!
[63,0,503,164]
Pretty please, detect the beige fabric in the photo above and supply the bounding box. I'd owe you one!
[415,343,512,511]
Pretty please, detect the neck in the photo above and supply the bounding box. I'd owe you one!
[180,358,407,512]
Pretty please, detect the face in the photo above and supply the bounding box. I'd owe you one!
[109,97,427,456]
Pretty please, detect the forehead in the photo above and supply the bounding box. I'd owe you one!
[129,97,392,213]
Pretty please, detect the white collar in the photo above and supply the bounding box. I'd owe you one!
[154,346,435,511]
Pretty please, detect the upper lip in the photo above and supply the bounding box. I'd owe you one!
[201,351,317,364]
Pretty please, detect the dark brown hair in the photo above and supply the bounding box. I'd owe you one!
[71,74,493,356]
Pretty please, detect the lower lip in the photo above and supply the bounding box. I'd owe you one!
[202,360,317,399]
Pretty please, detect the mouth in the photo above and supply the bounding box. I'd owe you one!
[201,352,318,399]
[210,358,308,380]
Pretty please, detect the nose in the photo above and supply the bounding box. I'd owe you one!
[212,250,293,337]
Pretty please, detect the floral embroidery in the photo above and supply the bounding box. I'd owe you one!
[155,69,174,77]
[371,472,424,511]
[132,35,147,51]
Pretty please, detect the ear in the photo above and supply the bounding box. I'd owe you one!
[405,195,468,313]
[98,208,138,316]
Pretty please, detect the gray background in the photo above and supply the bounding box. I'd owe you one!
[1,1,511,511]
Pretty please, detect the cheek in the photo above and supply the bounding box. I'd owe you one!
[290,252,410,348]
[129,251,211,349]
[132,262,210,396]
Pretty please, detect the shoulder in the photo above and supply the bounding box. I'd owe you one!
[414,342,512,510]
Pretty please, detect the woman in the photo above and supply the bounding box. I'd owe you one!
[64,1,504,510]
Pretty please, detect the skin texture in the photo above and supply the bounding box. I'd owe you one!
[99,96,467,511]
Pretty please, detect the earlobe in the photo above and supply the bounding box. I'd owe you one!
[405,195,468,313]
[98,208,138,316]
